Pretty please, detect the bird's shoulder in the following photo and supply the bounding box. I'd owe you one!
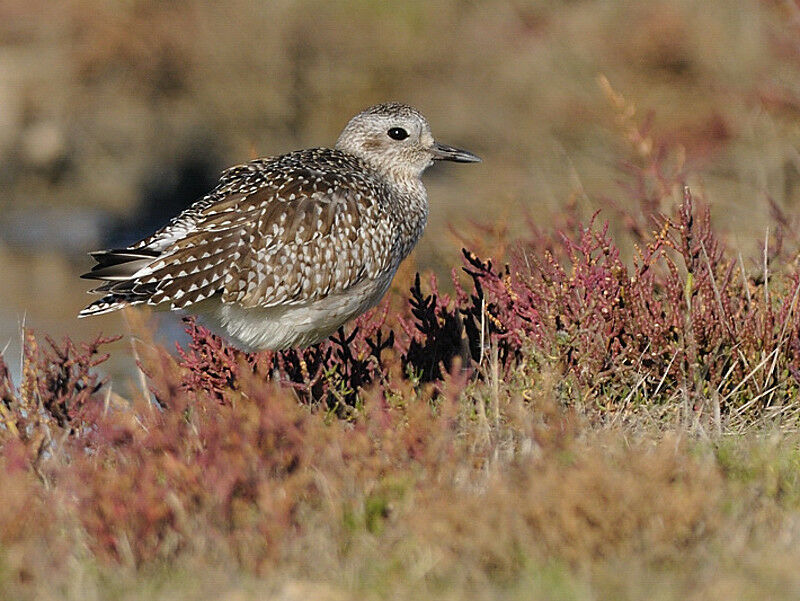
[215,148,384,200]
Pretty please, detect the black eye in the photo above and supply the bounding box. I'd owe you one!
[387,127,409,141]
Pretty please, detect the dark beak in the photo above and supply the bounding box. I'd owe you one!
[430,142,481,163]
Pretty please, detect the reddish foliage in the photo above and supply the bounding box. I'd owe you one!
[4,94,800,575]
[0,332,119,446]
[168,179,800,417]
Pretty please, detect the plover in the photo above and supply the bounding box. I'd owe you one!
[80,103,480,350]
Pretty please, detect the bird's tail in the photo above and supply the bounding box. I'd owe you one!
[79,248,159,318]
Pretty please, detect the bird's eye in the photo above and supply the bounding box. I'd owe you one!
[387,127,409,141]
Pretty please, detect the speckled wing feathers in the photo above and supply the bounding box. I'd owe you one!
[227,171,386,309]
[80,149,398,315]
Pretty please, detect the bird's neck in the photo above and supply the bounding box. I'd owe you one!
[389,170,426,200]
[388,175,428,263]
[341,149,429,244]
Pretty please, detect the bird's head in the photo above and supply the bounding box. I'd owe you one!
[335,102,480,182]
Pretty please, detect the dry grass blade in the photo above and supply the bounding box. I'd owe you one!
[722,348,780,405]
[761,281,800,396]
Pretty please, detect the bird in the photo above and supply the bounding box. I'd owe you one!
[79,102,480,351]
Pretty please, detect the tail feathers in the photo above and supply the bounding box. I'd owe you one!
[89,248,158,265]
[80,247,160,318]
[81,248,159,282]
[78,295,145,318]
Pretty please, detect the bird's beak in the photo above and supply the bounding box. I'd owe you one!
[430,142,481,163]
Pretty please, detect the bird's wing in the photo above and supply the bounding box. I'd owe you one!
[224,176,393,309]
[90,162,397,311]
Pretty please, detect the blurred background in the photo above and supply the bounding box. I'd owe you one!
[1,0,799,384]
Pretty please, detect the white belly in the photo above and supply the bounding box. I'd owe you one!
[191,271,395,351]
